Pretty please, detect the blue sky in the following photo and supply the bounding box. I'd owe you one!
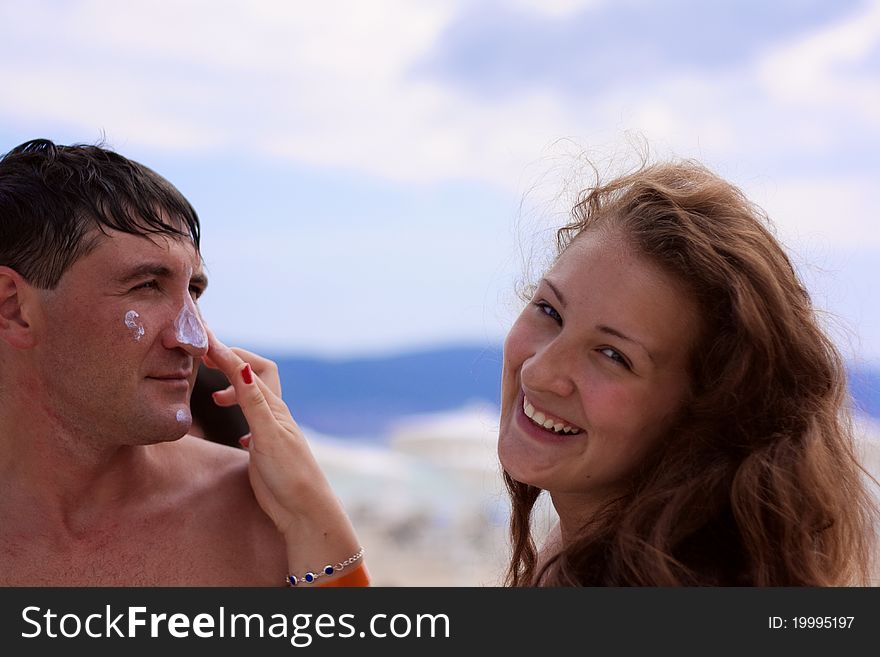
[1,0,878,362]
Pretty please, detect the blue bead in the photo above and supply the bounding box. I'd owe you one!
[288,575,297,586]
[304,572,315,583]
[324,566,334,576]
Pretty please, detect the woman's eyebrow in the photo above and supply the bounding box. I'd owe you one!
[597,325,655,364]
[543,278,566,306]
[544,276,655,364]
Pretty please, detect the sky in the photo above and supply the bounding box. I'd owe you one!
[1,0,878,362]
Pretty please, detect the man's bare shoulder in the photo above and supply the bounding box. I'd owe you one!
[159,433,282,529]
[0,436,287,585]
[150,435,288,584]
[164,433,249,473]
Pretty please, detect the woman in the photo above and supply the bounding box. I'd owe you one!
[498,160,877,586]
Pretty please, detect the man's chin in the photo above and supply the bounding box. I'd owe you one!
[127,406,193,445]
[167,407,193,441]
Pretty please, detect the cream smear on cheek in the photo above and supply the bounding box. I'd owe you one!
[124,310,145,341]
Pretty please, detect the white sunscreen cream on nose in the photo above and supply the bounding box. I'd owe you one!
[124,310,145,341]
[176,408,189,423]
[174,301,208,349]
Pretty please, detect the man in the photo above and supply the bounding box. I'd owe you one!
[0,139,362,585]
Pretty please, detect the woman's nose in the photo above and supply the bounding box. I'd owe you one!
[521,338,576,399]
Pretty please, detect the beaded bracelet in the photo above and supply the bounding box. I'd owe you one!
[287,547,365,587]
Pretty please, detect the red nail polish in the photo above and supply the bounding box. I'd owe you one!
[241,363,253,385]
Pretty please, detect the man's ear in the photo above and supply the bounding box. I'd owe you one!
[0,266,38,349]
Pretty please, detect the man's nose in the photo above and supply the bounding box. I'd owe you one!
[162,294,209,357]
[521,338,577,399]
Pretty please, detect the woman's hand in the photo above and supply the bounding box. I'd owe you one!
[202,328,362,582]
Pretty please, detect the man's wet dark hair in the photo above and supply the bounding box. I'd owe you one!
[0,138,201,288]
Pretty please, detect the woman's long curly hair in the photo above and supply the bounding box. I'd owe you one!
[505,161,877,586]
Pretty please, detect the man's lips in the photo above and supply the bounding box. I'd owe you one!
[146,371,192,381]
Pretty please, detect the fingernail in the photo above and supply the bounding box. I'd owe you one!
[239,436,250,448]
[241,363,253,385]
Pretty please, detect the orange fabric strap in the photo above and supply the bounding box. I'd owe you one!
[315,562,370,587]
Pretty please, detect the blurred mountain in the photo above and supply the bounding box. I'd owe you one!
[849,364,880,418]
[273,346,503,439]
[269,345,880,440]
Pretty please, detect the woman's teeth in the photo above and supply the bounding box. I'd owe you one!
[522,397,581,435]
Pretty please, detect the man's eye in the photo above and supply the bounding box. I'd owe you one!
[133,280,159,292]
[189,286,204,300]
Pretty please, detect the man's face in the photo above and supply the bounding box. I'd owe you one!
[30,230,209,447]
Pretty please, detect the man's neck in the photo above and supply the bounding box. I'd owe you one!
[0,402,169,537]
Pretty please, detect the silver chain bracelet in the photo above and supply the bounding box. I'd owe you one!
[286,546,365,586]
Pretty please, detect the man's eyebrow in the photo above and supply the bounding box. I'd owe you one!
[116,263,209,289]
[116,263,174,284]
[190,271,209,290]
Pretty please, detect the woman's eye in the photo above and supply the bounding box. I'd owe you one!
[535,301,562,324]
[599,347,631,370]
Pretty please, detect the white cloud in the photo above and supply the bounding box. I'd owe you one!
[744,175,880,249]
[2,1,877,198]
[758,0,880,127]
[0,64,226,150]
[1,0,877,356]
[506,0,606,18]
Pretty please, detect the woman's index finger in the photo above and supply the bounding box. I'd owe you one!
[205,329,282,435]
[206,328,246,378]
